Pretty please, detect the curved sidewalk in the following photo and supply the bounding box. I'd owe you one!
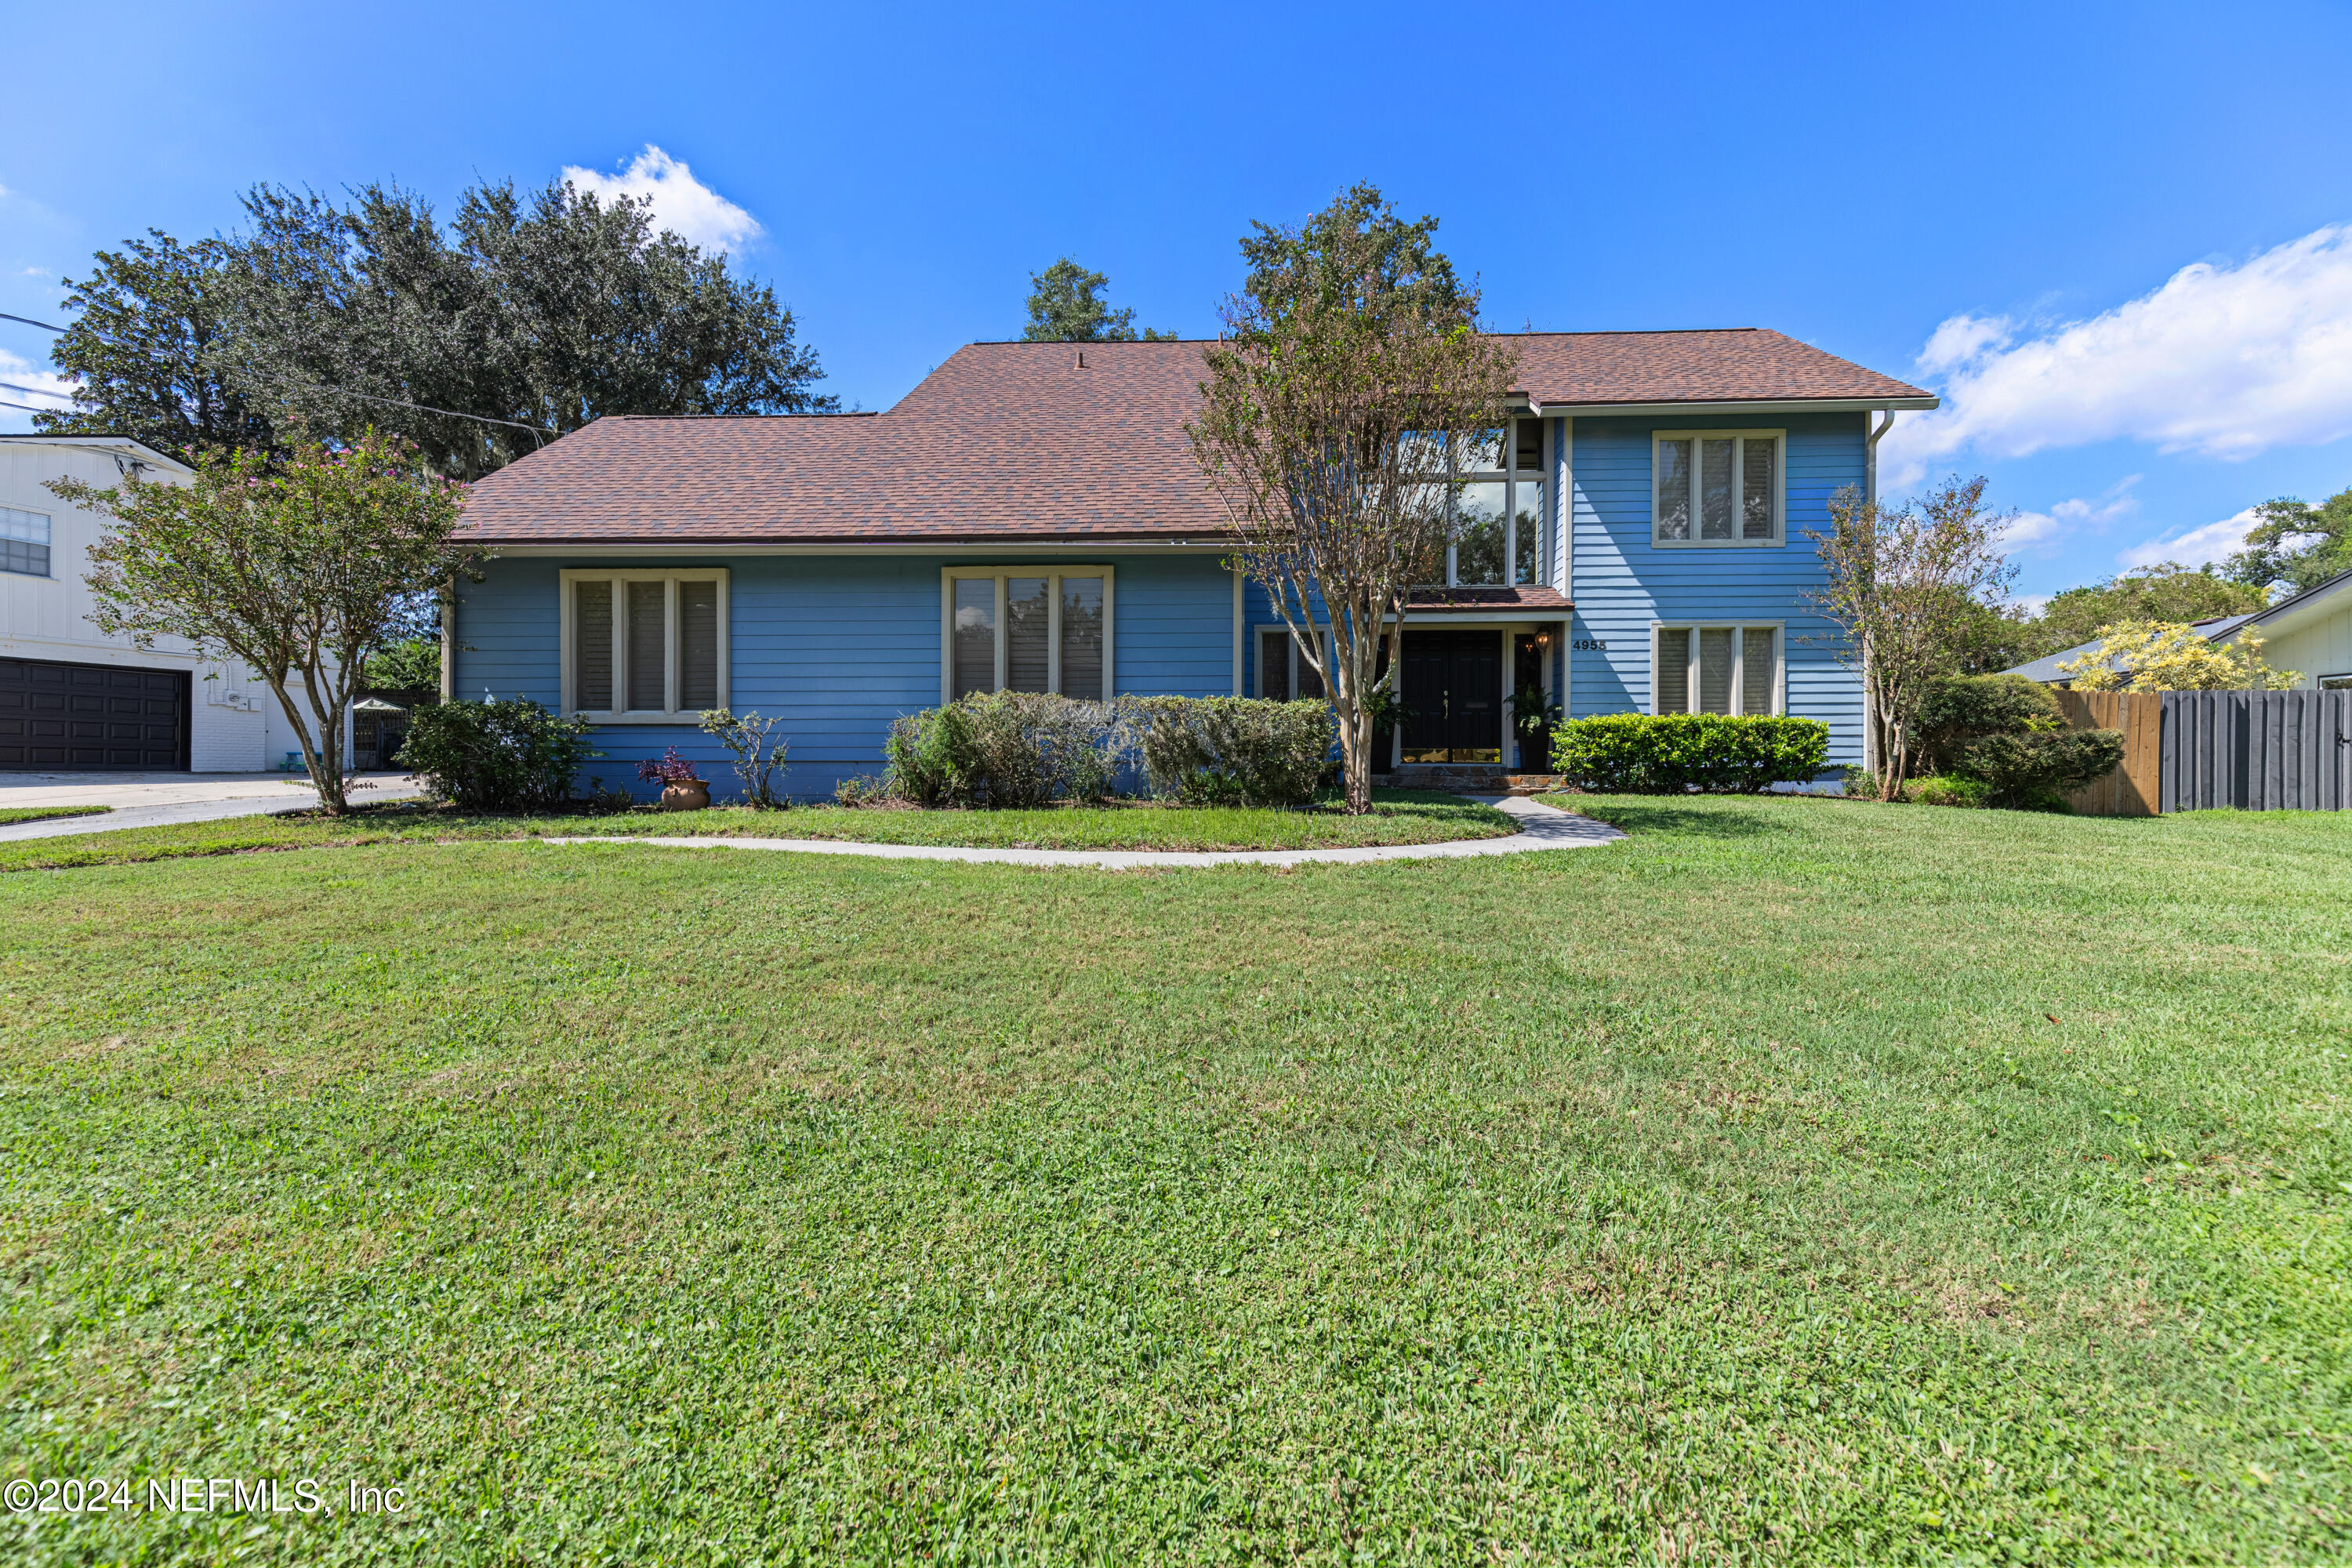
[543,794,1623,869]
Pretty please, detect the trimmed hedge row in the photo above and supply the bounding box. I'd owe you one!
[1549,713,1830,794]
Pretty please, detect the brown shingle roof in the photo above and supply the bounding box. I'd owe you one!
[458,332,1929,545]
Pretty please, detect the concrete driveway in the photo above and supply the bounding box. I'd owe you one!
[0,771,426,843]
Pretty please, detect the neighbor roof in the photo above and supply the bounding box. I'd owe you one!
[2005,613,2261,684]
[458,332,1933,546]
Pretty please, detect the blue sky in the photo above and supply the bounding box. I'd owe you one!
[5,0,2351,600]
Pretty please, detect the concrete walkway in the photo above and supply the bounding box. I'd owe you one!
[542,794,1623,869]
[0,772,425,843]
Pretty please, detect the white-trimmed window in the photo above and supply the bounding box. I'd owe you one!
[1653,431,1782,546]
[1421,418,1550,587]
[2320,673,2352,691]
[1255,625,1327,700]
[1652,622,1782,715]
[1,507,51,577]
[560,568,730,720]
[942,567,1113,702]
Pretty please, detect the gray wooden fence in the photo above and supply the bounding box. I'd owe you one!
[2158,690,2352,812]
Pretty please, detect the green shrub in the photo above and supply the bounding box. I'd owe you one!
[1905,773,1994,808]
[397,699,601,812]
[1913,674,2060,772]
[1959,730,2125,808]
[699,708,789,808]
[884,692,1120,808]
[1912,673,2123,808]
[1549,713,1830,794]
[1127,696,1335,808]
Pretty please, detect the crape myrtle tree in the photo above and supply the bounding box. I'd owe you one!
[1807,474,2019,800]
[1186,183,1518,815]
[48,430,478,814]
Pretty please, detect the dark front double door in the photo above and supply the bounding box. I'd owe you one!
[1400,630,1501,764]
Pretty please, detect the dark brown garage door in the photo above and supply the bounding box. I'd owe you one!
[0,657,190,771]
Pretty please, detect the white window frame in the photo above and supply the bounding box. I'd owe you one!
[1428,419,1552,588]
[0,506,52,578]
[1650,430,1784,549]
[558,567,731,722]
[939,565,1116,703]
[1649,620,1784,716]
[1252,622,1332,699]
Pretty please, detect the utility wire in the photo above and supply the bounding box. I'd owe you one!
[0,398,58,413]
[4,304,554,446]
[0,381,69,401]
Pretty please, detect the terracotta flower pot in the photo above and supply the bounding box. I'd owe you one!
[660,780,710,812]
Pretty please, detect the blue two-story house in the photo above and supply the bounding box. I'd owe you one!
[450,330,1935,797]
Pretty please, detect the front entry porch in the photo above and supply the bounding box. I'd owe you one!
[1393,625,1559,775]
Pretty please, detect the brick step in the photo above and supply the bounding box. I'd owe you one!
[1387,767,1563,797]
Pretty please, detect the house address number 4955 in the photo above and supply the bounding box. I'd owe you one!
[1570,638,1607,652]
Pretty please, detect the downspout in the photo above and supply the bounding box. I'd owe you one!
[439,575,457,704]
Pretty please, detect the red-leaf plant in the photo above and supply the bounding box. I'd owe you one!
[637,747,702,786]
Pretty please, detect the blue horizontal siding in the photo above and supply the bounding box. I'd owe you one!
[1567,412,1865,767]
[452,553,1241,801]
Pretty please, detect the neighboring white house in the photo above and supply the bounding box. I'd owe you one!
[0,433,328,772]
[2008,568,2352,691]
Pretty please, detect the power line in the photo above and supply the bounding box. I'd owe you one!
[4,303,555,445]
[0,398,58,414]
[0,381,69,401]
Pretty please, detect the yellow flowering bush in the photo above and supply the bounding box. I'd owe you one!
[2056,619,2299,691]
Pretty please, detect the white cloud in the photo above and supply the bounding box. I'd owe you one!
[559,145,762,255]
[2118,507,2262,570]
[0,347,74,404]
[1999,475,2142,548]
[1883,223,2352,485]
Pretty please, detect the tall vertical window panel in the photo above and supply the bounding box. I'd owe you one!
[941,568,1113,702]
[561,569,730,718]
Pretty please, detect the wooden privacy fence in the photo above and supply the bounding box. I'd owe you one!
[2053,688,2352,814]
[2052,690,2161,816]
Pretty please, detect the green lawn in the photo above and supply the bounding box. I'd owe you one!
[0,790,1513,873]
[0,797,2344,1563]
[0,805,111,827]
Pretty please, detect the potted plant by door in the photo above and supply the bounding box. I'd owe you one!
[1511,681,1563,774]
[638,747,710,811]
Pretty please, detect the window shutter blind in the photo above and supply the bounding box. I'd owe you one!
[1059,578,1103,700]
[1657,628,1690,713]
[575,581,612,710]
[626,581,666,712]
[1006,578,1051,692]
[678,581,720,710]
[1295,637,1323,699]
[1700,440,1737,540]
[1259,630,1290,701]
[1742,627,1777,714]
[1699,628,1734,713]
[952,579,996,699]
[1655,441,1692,540]
[1740,438,1776,539]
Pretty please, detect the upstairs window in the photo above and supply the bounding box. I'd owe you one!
[1653,431,1782,546]
[1,507,51,577]
[1431,417,1549,587]
[943,567,1112,702]
[561,568,728,720]
[1653,622,1781,715]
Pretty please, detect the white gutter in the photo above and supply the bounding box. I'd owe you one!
[1530,395,1939,419]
